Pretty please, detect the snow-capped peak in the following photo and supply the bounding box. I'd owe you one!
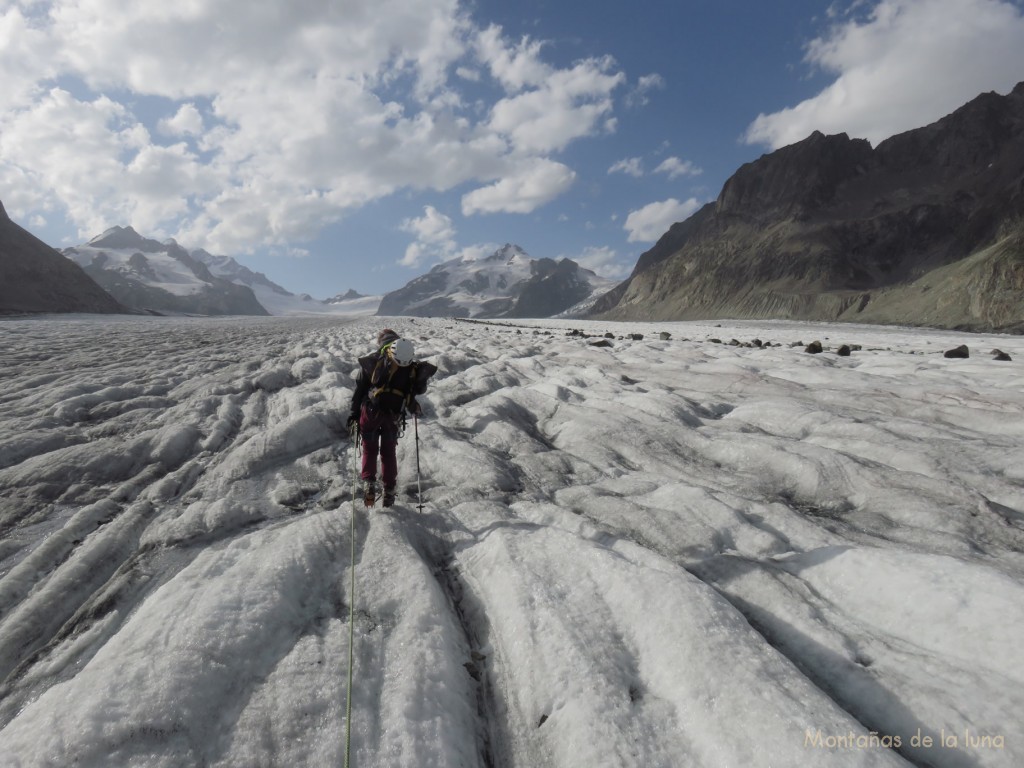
[377,244,619,318]
[63,226,380,317]
[485,243,530,266]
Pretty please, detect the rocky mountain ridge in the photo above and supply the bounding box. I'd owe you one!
[57,228,378,317]
[378,244,617,318]
[593,82,1024,332]
[62,228,270,316]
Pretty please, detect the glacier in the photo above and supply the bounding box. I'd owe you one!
[0,314,1021,767]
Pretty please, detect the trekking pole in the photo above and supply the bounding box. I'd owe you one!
[414,412,424,513]
[350,422,361,507]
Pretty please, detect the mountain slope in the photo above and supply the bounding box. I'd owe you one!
[61,228,379,317]
[64,227,269,316]
[192,249,381,316]
[594,82,1024,332]
[0,201,124,315]
[378,244,618,318]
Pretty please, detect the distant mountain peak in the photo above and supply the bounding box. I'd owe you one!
[327,289,365,302]
[0,199,9,221]
[89,225,135,243]
[377,243,617,319]
[88,225,165,253]
[190,248,292,297]
[62,225,379,317]
[64,227,268,315]
[486,243,529,264]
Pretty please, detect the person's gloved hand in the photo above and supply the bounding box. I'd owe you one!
[346,414,359,432]
[409,398,423,417]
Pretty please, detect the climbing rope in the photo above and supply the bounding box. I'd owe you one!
[344,424,360,768]
[342,409,425,765]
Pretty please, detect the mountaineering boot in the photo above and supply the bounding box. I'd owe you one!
[363,481,377,507]
[382,485,397,508]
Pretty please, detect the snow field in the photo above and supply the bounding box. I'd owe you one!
[0,314,1022,767]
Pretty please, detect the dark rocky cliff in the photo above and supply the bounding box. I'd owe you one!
[0,203,124,315]
[505,258,594,318]
[594,82,1024,332]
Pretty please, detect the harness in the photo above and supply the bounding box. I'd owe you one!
[368,349,417,412]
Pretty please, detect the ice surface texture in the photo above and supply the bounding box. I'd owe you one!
[0,314,1021,767]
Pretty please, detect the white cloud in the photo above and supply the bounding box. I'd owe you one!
[398,205,500,267]
[0,1,623,254]
[462,158,576,215]
[124,143,218,228]
[626,72,665,108]
[0,4,56,112]
[475,25,551,92]
[399,205,458,267]
[455,242,500,261]
[159,104,204,137]
[568,245,631,279]
[744,0,1024,148]
[487,55,625,154]
[47,0,470,100]
[624,198,701,243]
[609,158,644,177]
[0,87,214,237]
[401,204,456,244]
[400,242,428,268]
[654,157,702,180]
[610,154,702,180]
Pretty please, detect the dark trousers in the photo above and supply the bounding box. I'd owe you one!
[359,404,399,488]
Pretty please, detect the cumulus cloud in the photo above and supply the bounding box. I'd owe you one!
[654,157,702,179]
[402,205,456,244]
[744,0,1024,148]
[0,88,215,237]
[461,158,576,215]
[456,242,501,261]
[0,4,56,112]
[399,205,458,267]
[569,245,631,279]
[624,198,701,243]
[609,154,701,180]
[626,72,665,108]
[158,104,204,137]
[475,25,551,92]
[608,158,644,177]
[398,205,501,268]
[486,54,625,154]
[0,0,624,254]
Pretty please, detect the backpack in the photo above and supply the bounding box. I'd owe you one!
[368,355,412,409]
[359,347,438,417]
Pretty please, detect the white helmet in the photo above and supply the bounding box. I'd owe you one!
[389,338,415,366]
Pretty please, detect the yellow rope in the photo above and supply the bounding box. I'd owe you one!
[344,425,359,768]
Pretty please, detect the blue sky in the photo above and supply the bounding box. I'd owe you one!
[2,0,1024,298]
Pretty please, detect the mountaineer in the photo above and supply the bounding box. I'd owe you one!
[348,328,437,507]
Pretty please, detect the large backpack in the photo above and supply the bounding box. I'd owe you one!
[364,352,437,414]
